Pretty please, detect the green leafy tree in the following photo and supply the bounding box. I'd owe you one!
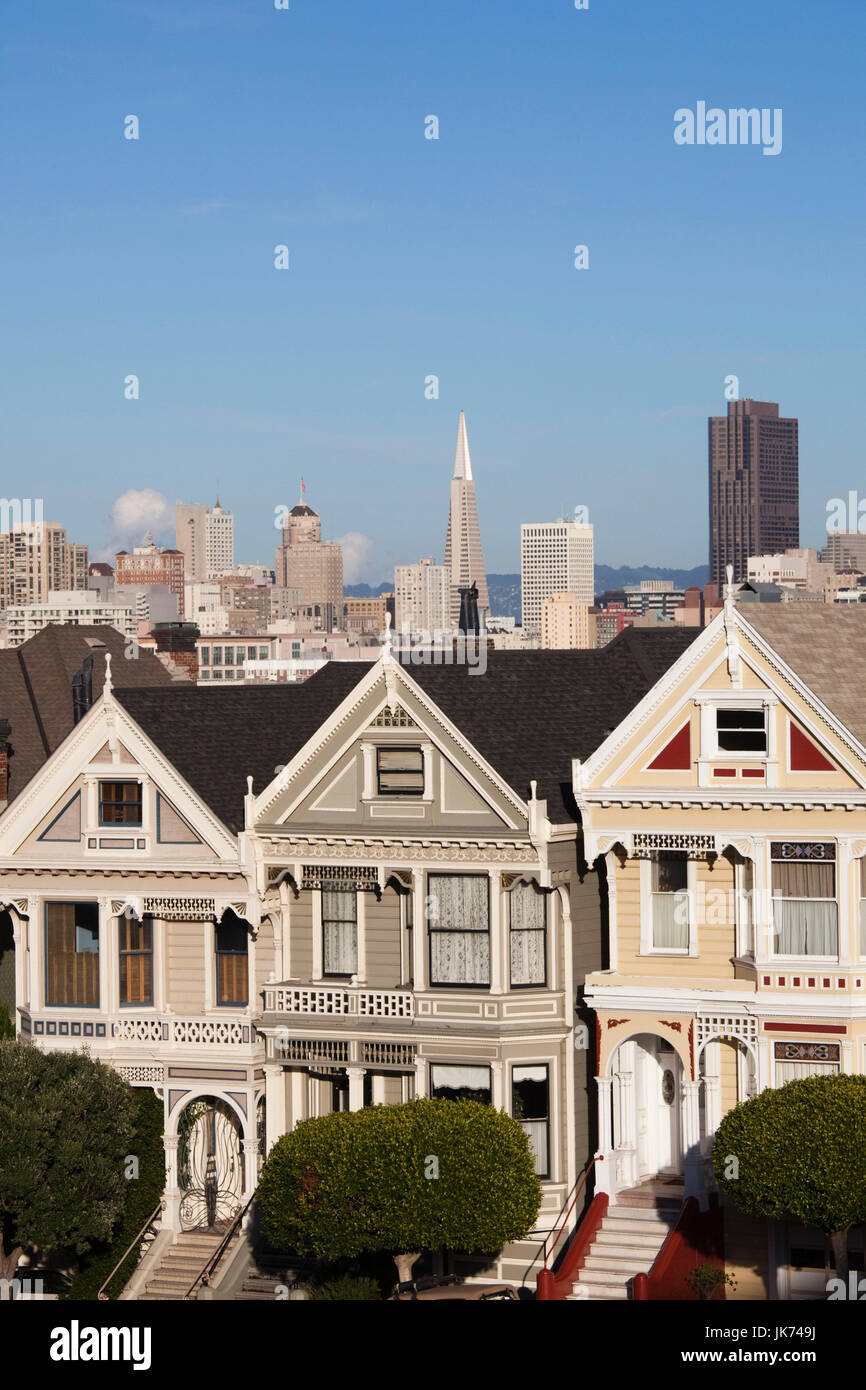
[0,1005,14,1042]
[713,1074,866,1281]
[257,1098,542,1283]
[0,1041,138,1282]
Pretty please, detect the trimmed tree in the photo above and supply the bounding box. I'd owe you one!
[0,1041,138,1282]
[257,1098,543,1284]
[713,1073,866,1281]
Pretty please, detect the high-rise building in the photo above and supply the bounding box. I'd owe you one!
[175,498,235,580]
[520,517,594,633]
[0,523,88,610]
[443,412,489,625]
[540,593,596,650]
[709,398,799,587]
[394,557,451,635]
[3,591,137,648]
[115,537,186,615]
[821,531,866,574]
[274,499,343,620]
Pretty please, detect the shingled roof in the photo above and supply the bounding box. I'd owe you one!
[115,627,697,832]
[0,625,176,805]
[740,604,866,748]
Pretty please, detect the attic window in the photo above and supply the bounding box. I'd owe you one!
[716,708,767,753]
[376,747,424,796]
[99,781,142,827]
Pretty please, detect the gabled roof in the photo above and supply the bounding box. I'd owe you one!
[740,605,866,748]
[116,627,697,832]
[0,625,176,803]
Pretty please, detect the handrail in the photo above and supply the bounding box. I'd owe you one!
[183,1194,256,1300]
[97,1201,165,1301]
[521,1157,597,1288]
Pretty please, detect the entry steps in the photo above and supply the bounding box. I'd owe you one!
[568,1203,678,1301]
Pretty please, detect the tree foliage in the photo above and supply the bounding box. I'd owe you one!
[0,1041,138,1278]
[257,1099,542,1261]
[712,1074,866,1273]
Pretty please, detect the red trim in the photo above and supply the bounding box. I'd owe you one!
[713,768,736,777]
[633,1195,724,1301]
[647,722,691,771]
[659,1019,682,1032]
[688,1019,695,1079]
[742,768,765,778]
[540,1192,609,1301]
[607,1017,631,1029]
[763,1022,846,1034]
[790,721,836,773]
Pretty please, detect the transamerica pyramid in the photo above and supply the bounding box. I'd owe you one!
[443,410,490,626]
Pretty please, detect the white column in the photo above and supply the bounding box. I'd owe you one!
[311,890,323,981]
[682,1080,703,1199]
[489,871,504,993]
[356,891,367,982]
[289,1069,307,1129]
[360,741,375,800]
[98,898,113,1015]
[14,913,28,1015]
[421,740,434,800]
[163,1135,181,1231]
[414,1056,427,1099]
[838,840,852,966]
[347,1065,365,1111]
[242,1137,259,1201]
[491,1059,505,1111]
[595,1076,613,1195]
[28,899,42,1011]
[246,925,256,1012]
[752,838,771,966]
[703,1041,722,1143]
[264,1063,287,1151]
[412,868,427,991]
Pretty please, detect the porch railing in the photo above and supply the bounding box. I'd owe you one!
[183,1193,256,1300]
[263,985,415,1020]
[110,1015,256,1046]
[97,1201,165,1301]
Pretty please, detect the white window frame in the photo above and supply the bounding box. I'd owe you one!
[639,853,697,957]
[770,842,839,963]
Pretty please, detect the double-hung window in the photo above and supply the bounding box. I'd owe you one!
[771,842,837,957]
[512,1065,550,1177]
[650,851,690,950]
[716,708,767,753]
[119,914,153,1006]
[510,882,547,986]
[215,912,249,1005]
[430,1064,491,1104]
[428,874,490,987]
[322,886,357,977]
[377,747,424,796]
[45,901,100,1007]
[99,781,142,826]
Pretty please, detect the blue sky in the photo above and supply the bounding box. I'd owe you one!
[2,0,864,581]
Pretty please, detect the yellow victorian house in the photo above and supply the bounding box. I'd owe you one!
[574,594,866,1299]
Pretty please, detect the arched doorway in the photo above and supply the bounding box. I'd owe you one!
[611,1033,685,1188]
[177,1097,243,1232]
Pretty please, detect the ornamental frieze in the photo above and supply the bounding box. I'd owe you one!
[260,837,538,864]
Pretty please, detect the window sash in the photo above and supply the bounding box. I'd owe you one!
[510,884,546,986]
[429,876,490,986]
[652,891,690,950]
[322,888,357,976]
[45,902,100,1007]
[216,951,248,1005]
[376,747,424,795]
[512,1065,550,1177]
[716,708,767,752]
[773,900,838,957]
[99,781,142,826]
[119,916,153,1006]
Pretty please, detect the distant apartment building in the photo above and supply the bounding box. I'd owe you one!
[521,517,594,633]
[540,593,595,650]
[394,558,450,635]
[274,501,343,618]
[709,397,799,587]
[3,591,136,648]
[175,499,235,580]
[622,580,686,619]
[0,522,88,609]
[115,539,186,615]
[114,583,179,628]
[747,548,861,605]
[345,594,391,636]
[821,531,866,574]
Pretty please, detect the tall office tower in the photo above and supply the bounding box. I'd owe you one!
[821,531,866,574]
[394,557,451,634]
[0,522,88,610]
[176,498,235,580]
[274,499,343,618]
[520,517,594,633]
[115,537,186,615]
[443,412,490,626]
[709,398,799,588]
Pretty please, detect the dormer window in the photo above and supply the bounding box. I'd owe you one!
[716,708,767,754]
[376,747,424,796]
[99,781,142,827]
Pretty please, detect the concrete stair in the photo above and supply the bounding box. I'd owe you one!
[568,1204,678,1301]
[137,1232,224,1301]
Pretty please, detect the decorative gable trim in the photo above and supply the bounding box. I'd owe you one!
[646,722,691,772]
[789,720,837,774]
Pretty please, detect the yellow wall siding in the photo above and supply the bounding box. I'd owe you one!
[165,919,206,1011]
[723,1197,771,1299]
[718,1038,740,1114]
[613,857,737,980]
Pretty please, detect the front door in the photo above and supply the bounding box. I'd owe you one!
[634,1035,683,1179]
[178,1098,243,1231]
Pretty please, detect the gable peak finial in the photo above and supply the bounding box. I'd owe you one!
[103,651,113,698]
[381,610,394,663]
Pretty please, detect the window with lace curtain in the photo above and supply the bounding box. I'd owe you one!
[651,851,690,951]
[322,885,358,977]
[771,842,837,957]
[512,1065,550,1177]
[428,874,489,987]
[509,882,546,987]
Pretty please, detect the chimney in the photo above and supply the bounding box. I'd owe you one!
[0,719,11,807]
[72,653,95,722]
[152,621,200,683]
[457,584,480,635]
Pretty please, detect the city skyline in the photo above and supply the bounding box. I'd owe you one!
[4,1,865,580]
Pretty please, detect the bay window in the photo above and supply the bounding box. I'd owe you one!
[322,886,357,977]
[45,901,100,1007]
[771,842,837,957]
[512,1065,550,1177]
[119,913,153,1006]
[428,874,489,987]
[510,882,547,986]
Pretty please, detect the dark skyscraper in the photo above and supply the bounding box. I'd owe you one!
[709,398,799,588]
